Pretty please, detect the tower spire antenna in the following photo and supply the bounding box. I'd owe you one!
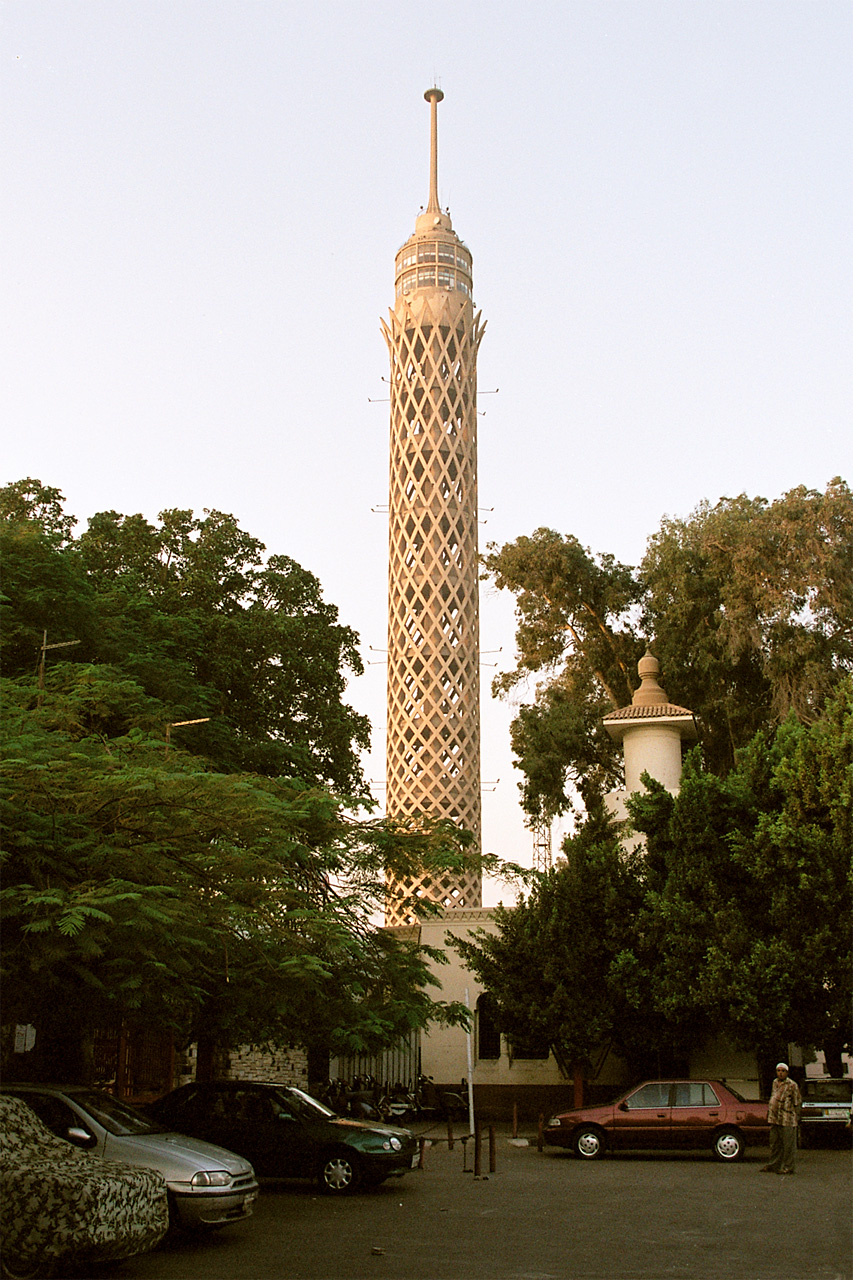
[424,86,444,214]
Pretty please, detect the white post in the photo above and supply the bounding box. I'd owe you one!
[465,987,475,1136]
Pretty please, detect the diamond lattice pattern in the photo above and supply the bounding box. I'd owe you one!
[382,288,485,927]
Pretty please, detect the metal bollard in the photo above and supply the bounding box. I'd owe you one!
[489,1124,496,1173]
[512,1101,518,1139]
[473,1119,482,1177]
[418,1136,427,1169]
[537,1113,544,1152]
[446,1118,454,1150]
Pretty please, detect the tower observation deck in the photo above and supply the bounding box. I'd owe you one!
[382,89,485,927]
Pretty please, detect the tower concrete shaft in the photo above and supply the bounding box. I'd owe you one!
[382,89,485,927]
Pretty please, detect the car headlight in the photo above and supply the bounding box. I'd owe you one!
[191,1170,232,1188]
[381,1137,403,1151]
[547,1117,562,1128]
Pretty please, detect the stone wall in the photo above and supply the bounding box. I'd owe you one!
[173,1042,309,1089]
[222,1043,309,1086]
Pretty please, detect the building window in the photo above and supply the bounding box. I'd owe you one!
[476,994,501,1060]
[509,1030,551,1060]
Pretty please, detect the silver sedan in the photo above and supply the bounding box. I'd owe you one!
[2,1084,259,1230]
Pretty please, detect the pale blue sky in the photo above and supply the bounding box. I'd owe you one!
[4,1,851,896]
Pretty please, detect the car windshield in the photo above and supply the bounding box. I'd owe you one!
[803,1080,852,1102]
[281,1087,336,1120]
[72,1091,168,1136]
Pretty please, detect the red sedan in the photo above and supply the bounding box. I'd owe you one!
[545,1080,769,1162]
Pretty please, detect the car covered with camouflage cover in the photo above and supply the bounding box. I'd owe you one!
[0,1094,168,1278]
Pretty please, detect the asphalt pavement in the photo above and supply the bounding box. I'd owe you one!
[104,1124,851,1280]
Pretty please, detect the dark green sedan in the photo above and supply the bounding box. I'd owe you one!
[147,1082,419,1193]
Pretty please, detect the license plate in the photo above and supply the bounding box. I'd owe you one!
[411,1152,420,1168]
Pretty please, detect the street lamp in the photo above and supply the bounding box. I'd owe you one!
[165,718,210,757]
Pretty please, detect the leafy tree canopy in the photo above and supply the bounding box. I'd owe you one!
[483,478,852,821]
[1,481,484,1080]
[456,680,852,1080]
[1,479,370,791]
[1,669,476,1078]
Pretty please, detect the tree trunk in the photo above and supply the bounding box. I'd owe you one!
[195,1034,217,1081]
[822,1030,848,1079]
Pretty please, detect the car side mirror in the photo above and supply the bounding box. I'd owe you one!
[617,1101,628,1112]
[66,1127,97,1149]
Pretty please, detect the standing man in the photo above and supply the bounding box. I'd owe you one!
[761,1062,802,1174]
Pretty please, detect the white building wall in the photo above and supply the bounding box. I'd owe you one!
[623,723,684,793]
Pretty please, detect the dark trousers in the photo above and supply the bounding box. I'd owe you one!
[767,1123,797,1171]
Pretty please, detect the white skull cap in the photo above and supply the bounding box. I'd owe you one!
[776,1062,789,1070]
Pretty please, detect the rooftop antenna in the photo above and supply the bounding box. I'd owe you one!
[424,86,444,214]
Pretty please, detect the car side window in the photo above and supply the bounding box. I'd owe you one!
[173,1087,206,1123]
[232,1090,276,1124]
[673,1083,719,1107]
[626,1084,670,1109]
[267,1096,296,1121]
[164,1085,199,1117]
[19,1094,87,1139]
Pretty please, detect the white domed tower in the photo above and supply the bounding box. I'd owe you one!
[602,652,698,825]
[382,89,486,926]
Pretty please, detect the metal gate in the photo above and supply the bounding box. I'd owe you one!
[330,1028,420,1090]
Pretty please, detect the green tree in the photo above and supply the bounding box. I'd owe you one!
[454,811,703,1080]
[484,479,852,820]
[628,678,852,1073]
[0,476,77,544]
[457,684,851,1082]
[641,479,853,774]
[1,482,371,791]
[1,668,474,1082]
[481,529,642,820]
[1,482,482,1080]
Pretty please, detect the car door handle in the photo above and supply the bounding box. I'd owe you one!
[656,1112,667,1117]
[708,1111,719,1116]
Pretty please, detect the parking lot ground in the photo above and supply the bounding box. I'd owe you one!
[104,1125,852,1280]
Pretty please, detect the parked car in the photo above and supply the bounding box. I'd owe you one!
[799,1078,853,1144]
[545,1080,769,1162]
[147,1081,420,1193]
[1,1093,168,1279]
[1,1084,258,1231]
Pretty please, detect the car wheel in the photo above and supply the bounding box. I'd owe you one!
[574,1126,606,1160]
[319,1149,362,1194]
[713,1128,744,1162]
[1,1254,54,1280]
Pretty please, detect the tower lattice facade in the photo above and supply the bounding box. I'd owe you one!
[382,89,485,927]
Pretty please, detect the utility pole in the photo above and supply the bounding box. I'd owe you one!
[36,630,81,708]
[165,718,210,757]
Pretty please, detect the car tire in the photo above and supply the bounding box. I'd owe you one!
[573,1126,606,1160]
[1,1254,54,1280]
[712,1128,744,1162]
[318,1149,362,1194]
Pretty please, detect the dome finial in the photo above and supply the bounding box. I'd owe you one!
[424,87,444,214]
[632,650,668,706]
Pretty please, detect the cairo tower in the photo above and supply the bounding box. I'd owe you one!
[382,89,485,927]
